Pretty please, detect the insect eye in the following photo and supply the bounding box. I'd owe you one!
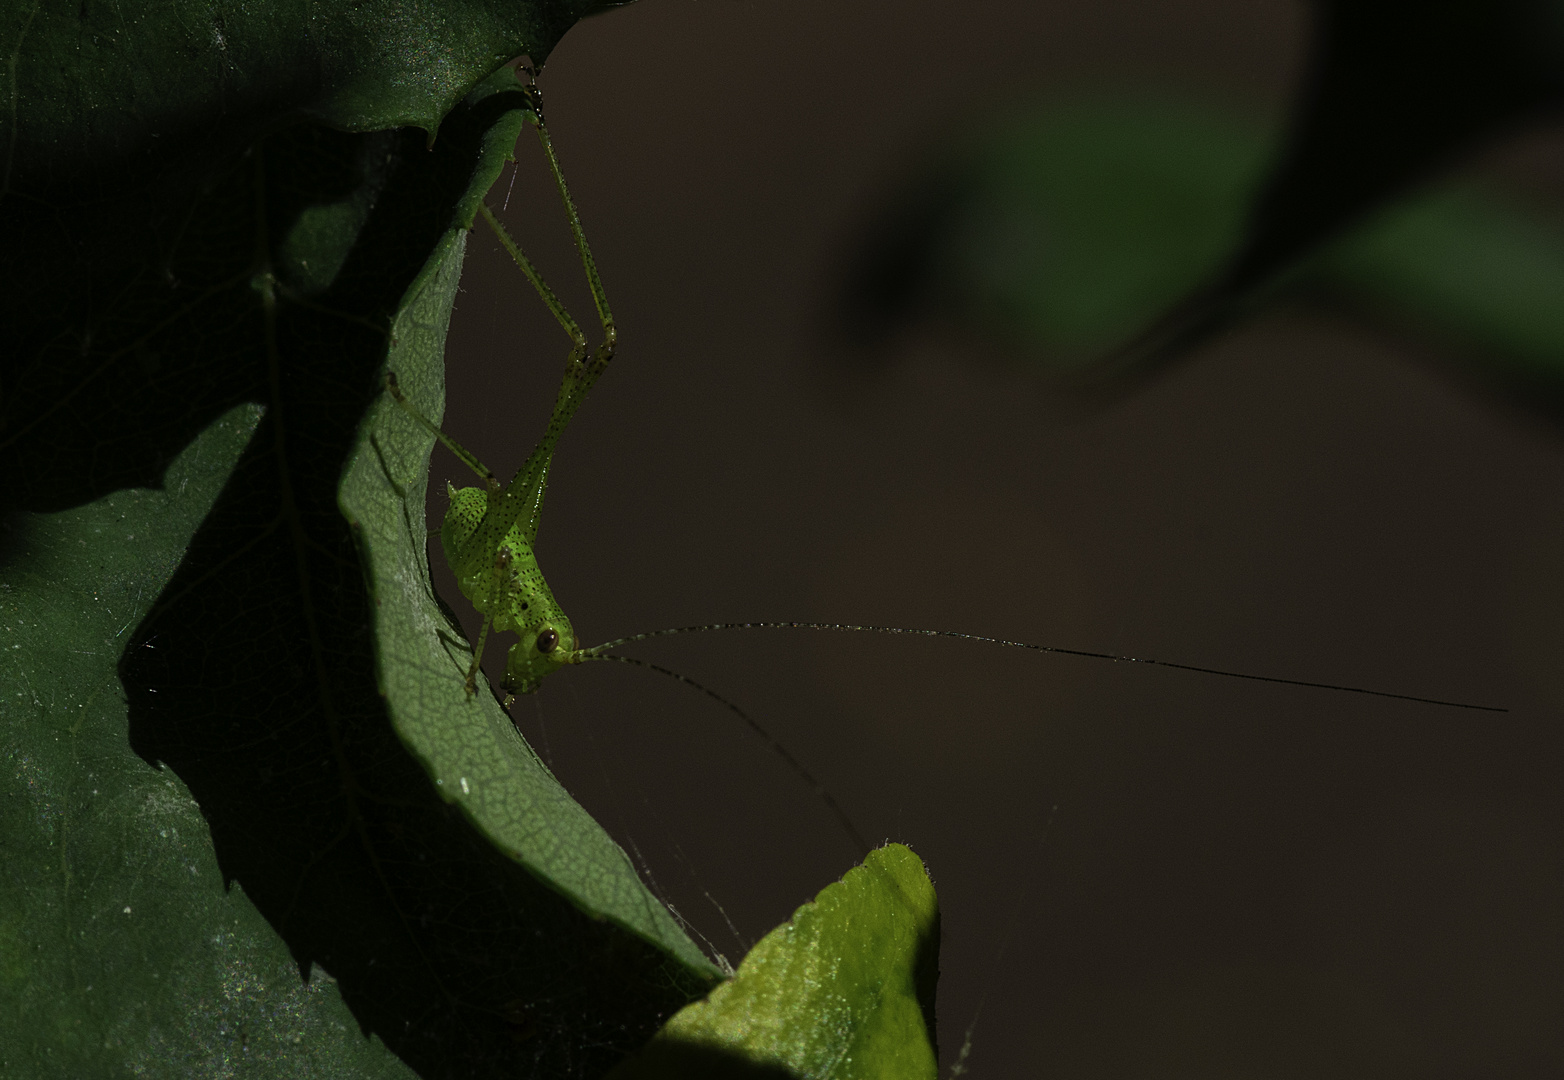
[536,629,559,654]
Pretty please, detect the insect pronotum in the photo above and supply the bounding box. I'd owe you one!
[388,72,1505,850]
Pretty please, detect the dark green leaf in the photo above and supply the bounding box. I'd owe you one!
[1106,0,1564,374]
[338,191,717,978]
[837,3,1564,387]
[2,7,722,1075]
[1323,185,1564,402]
[2,0,608,193]
[1,404,422,1075]
[838,94,1564,416]
[837,99,1272,371]
[1215,0,1564,300]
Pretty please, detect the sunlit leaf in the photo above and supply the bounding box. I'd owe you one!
[610,844,941,1080]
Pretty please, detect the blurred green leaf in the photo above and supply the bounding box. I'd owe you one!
[841,94,1564,414]
[1213,0,1564,307]
[841,2,1564,397]
[839,99,1271,371]
[609,844,941,1080]
[1324,185,1564,396]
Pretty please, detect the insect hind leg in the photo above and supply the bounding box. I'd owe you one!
[478,76,618,491]
[521,75,615,357]
[479,74,615,367]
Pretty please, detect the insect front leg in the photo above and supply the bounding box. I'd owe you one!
[466,612,494,698]
[462,545,517,698]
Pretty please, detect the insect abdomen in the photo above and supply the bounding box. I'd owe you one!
[440,485,490,567]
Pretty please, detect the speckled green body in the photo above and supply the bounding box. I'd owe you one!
[439,472,575,695]
[386,73,615,702]
[391,321,609,700]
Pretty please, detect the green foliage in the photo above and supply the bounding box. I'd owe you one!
[1,404,419,1076]
[342,223,711,977]
[841,94,1564,412]
[18,0,1551,1075]
[1326,185,1564,390]
[2,0,608,185]
[841,1,1564,409]
[610,845,941,1080]
[1211,0,1564,303]
[846,99,1270,370]
[2,4,726,1075]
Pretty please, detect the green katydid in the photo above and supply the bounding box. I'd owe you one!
[387,75,611,703]
[390,77,1506,730]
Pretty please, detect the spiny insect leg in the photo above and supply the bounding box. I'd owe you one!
[522,77,615,354]
[384,371,501,491]
[466,612,493,698]
[479,203,587,358]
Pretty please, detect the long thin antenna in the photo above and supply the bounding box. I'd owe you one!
[584,622,1506,713]
[582,653,873,857]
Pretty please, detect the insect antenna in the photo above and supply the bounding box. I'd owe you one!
[579,651,873,857]
[583,622,1506,713]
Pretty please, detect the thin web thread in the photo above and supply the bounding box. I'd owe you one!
[584,622,1507,713]
[952,801,1059,1076]
[569,677,741,968]
[582,652,873,856]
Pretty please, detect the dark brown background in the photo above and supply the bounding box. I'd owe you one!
[433,1,1564,1074]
